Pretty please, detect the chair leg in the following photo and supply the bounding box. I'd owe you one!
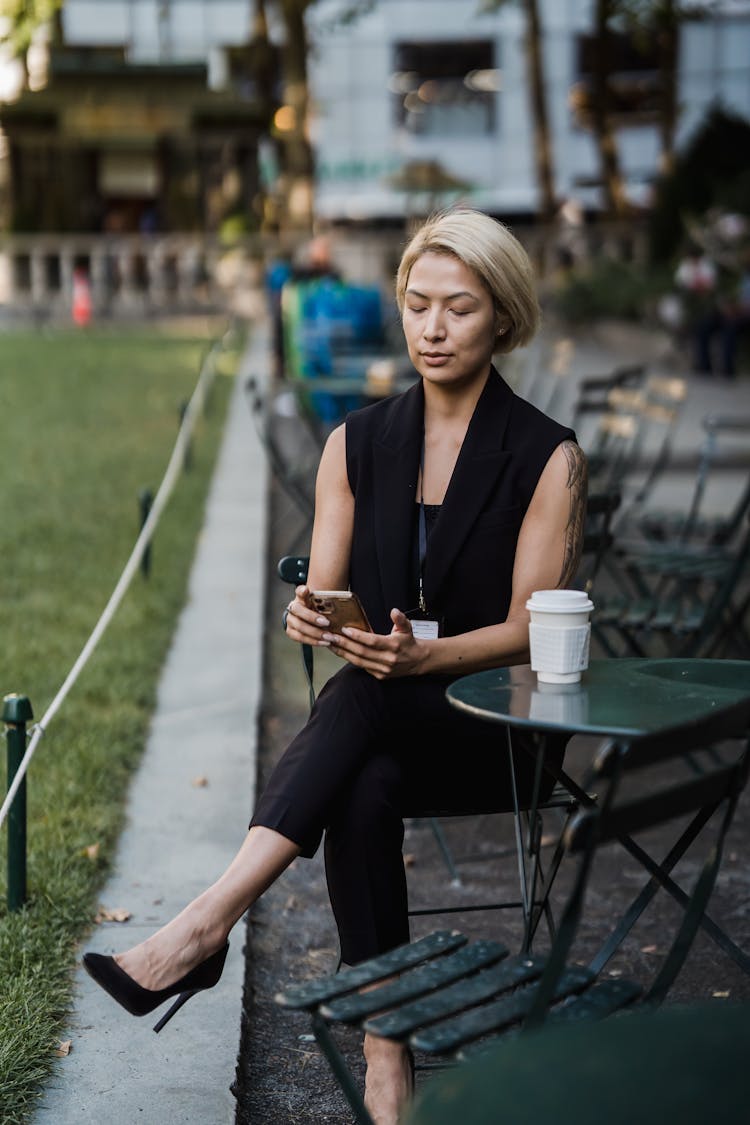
[311,1013,374,1125]
[428,817,462,887]
[588,803,750,977]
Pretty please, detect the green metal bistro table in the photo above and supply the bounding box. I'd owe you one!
[446,658,750,971]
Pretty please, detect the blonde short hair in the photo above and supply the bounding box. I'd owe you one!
[395,208,540,354]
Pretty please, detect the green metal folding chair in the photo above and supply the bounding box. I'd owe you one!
[275,693,750,1125]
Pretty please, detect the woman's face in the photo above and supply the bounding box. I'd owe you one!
[402,251,499,390]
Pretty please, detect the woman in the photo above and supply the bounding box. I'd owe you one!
[84,209,587,1124]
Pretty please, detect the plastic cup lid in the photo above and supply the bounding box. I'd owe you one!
[525,589,594,613]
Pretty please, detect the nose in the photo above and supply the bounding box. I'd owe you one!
[423,306,446,341]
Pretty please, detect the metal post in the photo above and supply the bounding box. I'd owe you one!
[179,401,192,470]
[138,488,153,578]
[3,693,33,912]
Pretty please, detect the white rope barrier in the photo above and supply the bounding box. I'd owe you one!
[0,331,229,834]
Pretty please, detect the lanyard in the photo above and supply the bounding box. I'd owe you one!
[418,435,428,614]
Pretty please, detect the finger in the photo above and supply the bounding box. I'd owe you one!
[339,625,382,645]
[389,608,413,635]
[286,610,331,645]
[330,634,398,669]
[330,645,395,676]
[289,592,329,628]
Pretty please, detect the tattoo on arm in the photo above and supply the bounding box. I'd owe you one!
[558,441,588,586]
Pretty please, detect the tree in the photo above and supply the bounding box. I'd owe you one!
[589,3,712,214]
[0,0,62,88]
[591,0,629,217]
[482,0,556,219]
[252,1,374,233]
[619,0,680,177]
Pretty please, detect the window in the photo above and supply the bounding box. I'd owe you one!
[391,40,498,137]
[571,31,661,126]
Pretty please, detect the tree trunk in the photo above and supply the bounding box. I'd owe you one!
[591,0,628,218]
[655,0,679,177]
[250,0,277,123]
[278,0,315,232]
[523,0,556,220]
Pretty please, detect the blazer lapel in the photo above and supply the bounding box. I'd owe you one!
[424,369,515,609]
[372,379,424,616]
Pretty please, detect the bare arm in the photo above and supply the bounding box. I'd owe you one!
[328,440,588,679]
[284,424,355,646]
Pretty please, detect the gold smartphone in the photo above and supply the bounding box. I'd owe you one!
[310,590,372,633]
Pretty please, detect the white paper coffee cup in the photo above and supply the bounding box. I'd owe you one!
[526,589,594,684]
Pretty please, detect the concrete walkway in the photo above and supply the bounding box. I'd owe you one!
[33,328,270,1124]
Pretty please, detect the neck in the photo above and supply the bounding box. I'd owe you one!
[422,365,491,429]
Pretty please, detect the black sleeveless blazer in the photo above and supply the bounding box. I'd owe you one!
[345,367,576,637]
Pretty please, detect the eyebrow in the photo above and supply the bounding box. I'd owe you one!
[406,288,480,301]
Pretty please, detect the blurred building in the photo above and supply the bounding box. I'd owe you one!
[307,0,750,221]
[0,0,267,234]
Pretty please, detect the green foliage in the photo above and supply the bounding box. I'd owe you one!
[649,105,750,262]
[0,327,235,1124]
[553,257,672,323]
[0,0,62,55]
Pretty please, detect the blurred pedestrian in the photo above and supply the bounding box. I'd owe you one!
[674,244,738,377]
[72,267,92,328]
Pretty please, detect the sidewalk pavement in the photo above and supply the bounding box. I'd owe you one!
[33,327,271,1125]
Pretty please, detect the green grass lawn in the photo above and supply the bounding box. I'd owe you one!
[0,324,237,1123]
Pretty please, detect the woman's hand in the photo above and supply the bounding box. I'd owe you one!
[324,608,429,679]
[284,585,333,649]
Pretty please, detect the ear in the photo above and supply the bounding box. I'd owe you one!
[494,308,511,338]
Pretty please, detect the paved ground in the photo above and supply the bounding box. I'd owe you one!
[31,315,750,1124]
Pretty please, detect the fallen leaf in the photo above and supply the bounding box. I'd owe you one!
[713,990,731,999]
[307,948,337,962]
[83,842,100,861]
[95,906,132,924]
[607,969,623,977]
[403,853,417,868]
[191,775,209,788]
[55,1040,72,1057]
[640,944,658,955]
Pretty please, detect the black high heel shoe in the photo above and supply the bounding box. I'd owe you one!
[83,943,229,1033]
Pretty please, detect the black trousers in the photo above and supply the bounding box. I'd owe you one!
[250,665,567,964]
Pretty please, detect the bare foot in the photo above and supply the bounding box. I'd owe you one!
[115,897,227,991]
[363,1034,414,1125]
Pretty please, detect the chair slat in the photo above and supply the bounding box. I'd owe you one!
[320,940,508,1024]
[275,930,466,1010]
[363,953,547,1040]
[409,966,594,1054]
[543,978,642,1024]
[454,977,641,1062]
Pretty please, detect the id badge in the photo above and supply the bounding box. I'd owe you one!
[405,608,443,640]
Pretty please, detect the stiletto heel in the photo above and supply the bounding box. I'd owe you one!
[153,989,199,1034]
[83,942,229,1029]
